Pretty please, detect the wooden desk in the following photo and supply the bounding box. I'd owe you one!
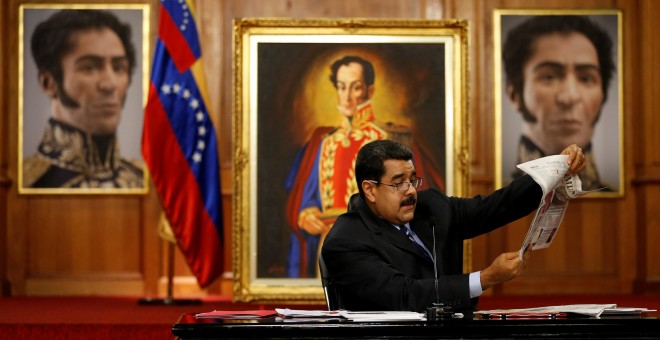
[172,312,660,339]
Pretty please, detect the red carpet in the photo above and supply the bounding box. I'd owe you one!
[0,295,324,339]
[0,295,658,339]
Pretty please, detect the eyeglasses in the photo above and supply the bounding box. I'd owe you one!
[365,177,423,192]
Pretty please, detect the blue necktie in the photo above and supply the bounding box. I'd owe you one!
[398,225,432,260]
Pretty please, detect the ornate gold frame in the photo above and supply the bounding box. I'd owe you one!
[18,3,150,194]
[233,18,470,303]
[493,9,624,197]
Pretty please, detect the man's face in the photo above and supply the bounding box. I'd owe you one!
[364,159,418,226]
[511,32,604,154]
[335,62,372,118]
[45,27,130,136]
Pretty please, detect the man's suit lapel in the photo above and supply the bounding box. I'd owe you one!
[382,223,427,259]
[356,199,426,257]
[354,198,430,260]
[411,220,443,270]
[411,220,433,249]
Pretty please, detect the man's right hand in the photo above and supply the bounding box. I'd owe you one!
[298,207,330,235]
[479,249,531,291]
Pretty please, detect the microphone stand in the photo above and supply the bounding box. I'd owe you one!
[426,219,453,320]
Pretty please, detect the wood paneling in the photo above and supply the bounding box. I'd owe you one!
[1,0,659,298]
[634,0,660,293]
[0,0,11,296]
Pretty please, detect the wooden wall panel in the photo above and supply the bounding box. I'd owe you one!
[6,0,25,296]
[0,0,10,296]
[635,0,660,293]
[1,0,659,298]
[27,197,142,275]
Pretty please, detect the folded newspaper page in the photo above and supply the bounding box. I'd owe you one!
[338,311,425,321]
[517,155,597,260]
[477,304,617,318]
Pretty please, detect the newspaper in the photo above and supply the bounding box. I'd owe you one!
[275,309,424,321]
[477,304,617,318]
[517,155,598,260]
[275,308,342,318]
[338,311,425,321]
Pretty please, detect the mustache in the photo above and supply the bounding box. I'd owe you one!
[401,195,417,206]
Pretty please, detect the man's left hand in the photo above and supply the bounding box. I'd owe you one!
[560,144,586,176]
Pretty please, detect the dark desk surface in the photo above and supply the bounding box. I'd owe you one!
[173,311,660,339]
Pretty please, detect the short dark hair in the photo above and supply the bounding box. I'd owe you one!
[31,9,136,85]
[503,15,615,122]
[329,55,375,88]
[355,140,413,199]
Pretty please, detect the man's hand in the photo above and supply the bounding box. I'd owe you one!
[560,144,587,176]
[480,249,531,291]
[298,207,330,235]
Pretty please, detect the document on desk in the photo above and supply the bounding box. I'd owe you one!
[275,308,342,318]
[477,304,617,318]
[517,155,599,260]
[338,311,425,321]
[274,309,424,321]
[601,307,657,315]
[195,309,277,319]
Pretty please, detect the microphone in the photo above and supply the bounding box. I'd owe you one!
[430,217,439,305]
[426,217,453,321]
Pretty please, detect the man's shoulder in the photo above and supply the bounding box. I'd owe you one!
[412,189,449,214]
[327,210,367,237]
[417,188,449,202]
[333,210,362,228]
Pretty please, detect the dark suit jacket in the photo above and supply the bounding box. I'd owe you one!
[320,175,542,312]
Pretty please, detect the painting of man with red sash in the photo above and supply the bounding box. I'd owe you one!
[284,56,444,278]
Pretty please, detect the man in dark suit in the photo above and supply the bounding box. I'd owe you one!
[321,139,586,312]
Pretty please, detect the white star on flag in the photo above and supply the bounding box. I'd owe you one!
[190,98,199,109]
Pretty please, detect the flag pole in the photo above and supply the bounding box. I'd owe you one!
[138,216,202,306]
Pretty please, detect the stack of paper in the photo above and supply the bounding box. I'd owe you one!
[275,308,342,318]
[195,310,277,319]
[477,304,617,318]
[602,307,657,315]
[338,311,425,321]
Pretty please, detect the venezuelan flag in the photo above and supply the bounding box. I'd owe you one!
[142,0,222,288]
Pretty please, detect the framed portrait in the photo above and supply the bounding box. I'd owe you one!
[494,9,623,197]
[233,18,470,303]
[18,3,150,194]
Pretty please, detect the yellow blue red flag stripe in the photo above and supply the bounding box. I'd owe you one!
[142,0,222,288]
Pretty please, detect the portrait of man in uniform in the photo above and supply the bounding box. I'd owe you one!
[232,19,470,302]
[250,42,454,279]
[496,11,622,195]
[20,6,147,192]
[283,54,446,278]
